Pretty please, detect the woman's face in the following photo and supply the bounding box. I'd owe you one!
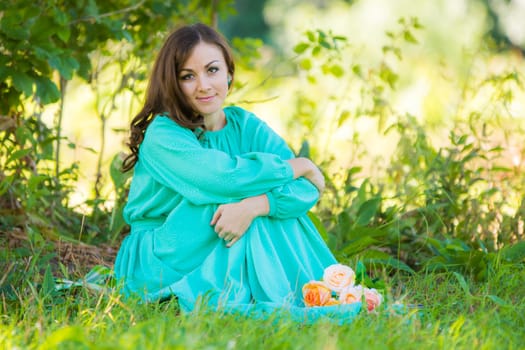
[178,41,230,120]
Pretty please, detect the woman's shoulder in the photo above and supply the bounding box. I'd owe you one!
[145,114,195,142]
[148,114,191,132]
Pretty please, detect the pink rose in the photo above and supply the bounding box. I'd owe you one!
[323,264,356,293]
[302,281,332,307]
[363,288,383,312]
[339,285,363,304]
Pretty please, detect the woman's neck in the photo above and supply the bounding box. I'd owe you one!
[203,110,226,131]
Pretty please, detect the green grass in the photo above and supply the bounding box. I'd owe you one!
[2,263,524,350]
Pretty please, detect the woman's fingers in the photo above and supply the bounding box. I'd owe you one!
[211,200,256,247]
[220,231,242,247]
[226,236,239,248]
[210,206,223,225]
[224,232,237,242]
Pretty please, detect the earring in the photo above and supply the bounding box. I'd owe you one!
[227,76,232,88]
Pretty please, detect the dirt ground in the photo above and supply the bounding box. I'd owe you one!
[3,228,118,277]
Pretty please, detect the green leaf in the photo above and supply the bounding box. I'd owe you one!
[55,265,114,292]
[355,197,381,226]
[363,256,415,274]
[317,30,327,42]
[84,265,112,284]
[319,39,331,49]
[354,260,370,285]
[321,63,331,75]
[52,7,69,26]
[35,76,60,104]
[412,17,424,29]
[75,54,92,81]
[307,211,329,242]
[306,30,315,42]
[352,64,362,77]
[110,153,132,190]
[452,271,471,297]
[85,0,100,17]
[355,260,367,276]
[307,75,317,84]
[0,17,30,40]
[6,148,32,165]
[329,64,344,78]
[11,71,34,96]
[110,202,127,242]
[297,140,310,158]
[379,64,398,88]
[41,265,56,297]
[30,16,55,42]
[337,211,352,237]
[403,30,418,44]
[499,241,525,263]
[347,226,387,241]
[49,55,79,80]
[341,236,378,256]
[359,249,415,274]
[424,256,449,271]
[485,294,509,307]
[338,110,351,127]
[293,43,309,54]
[299,58,312,70]
[56,27,71,43]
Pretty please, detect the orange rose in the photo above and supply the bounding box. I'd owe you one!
[302,281,332,307]
[323,264,356,293]
[339,285,363,304]
[363,288,383,312]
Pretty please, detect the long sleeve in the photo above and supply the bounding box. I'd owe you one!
[244,111,320,219]
[138,115,294,206]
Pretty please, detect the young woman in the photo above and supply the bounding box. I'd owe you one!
[114,23,360,321]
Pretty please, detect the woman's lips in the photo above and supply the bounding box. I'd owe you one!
[197,95,214,102]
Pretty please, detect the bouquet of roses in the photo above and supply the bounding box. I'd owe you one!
[302,263,383,312]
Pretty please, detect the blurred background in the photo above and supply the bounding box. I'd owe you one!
[47,0,525,203]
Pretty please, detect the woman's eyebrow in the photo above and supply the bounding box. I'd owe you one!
[205,60,220,67]
[180,60,220,73]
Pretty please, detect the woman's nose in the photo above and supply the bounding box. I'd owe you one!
[197,75,212,90]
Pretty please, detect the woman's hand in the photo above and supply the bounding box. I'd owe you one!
[287,157,325,194]
[304,164,325,194]
[211,195,269,247]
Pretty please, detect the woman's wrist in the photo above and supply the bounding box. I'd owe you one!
[287,157,314,179]
[287,157,325,193]
[241,194,270,217]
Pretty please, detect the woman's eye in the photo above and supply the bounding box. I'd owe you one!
[208,66,219,73]
[180,74,193,80]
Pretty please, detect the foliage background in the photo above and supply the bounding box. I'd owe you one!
[1,0,525,310]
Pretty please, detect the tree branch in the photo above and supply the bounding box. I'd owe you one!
[70,0,146,24]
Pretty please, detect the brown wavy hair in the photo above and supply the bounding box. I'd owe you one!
[121,23,235,172]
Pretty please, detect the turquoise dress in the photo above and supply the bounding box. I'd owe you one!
[114,106,361,322]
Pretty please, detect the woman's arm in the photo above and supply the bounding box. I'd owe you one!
[245,111,325,218]
[209,158,322,247]
[139,116,296,206]
[210,194,269,247]
[287,158,325,194]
